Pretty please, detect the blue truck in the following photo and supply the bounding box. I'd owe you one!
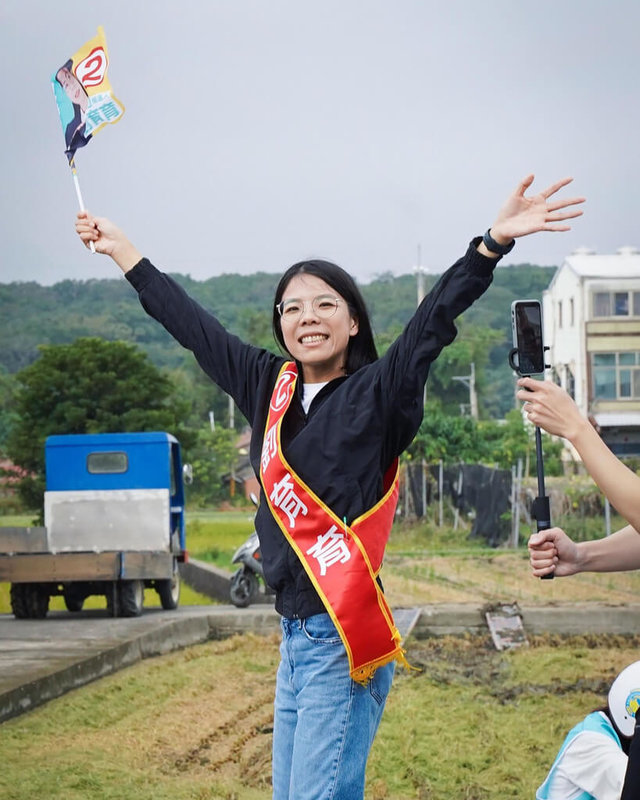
[0,432,188,619]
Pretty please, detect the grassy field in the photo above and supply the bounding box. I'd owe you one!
[2,510,640,798]
[1,630,638,799]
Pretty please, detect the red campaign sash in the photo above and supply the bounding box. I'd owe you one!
[260,361,410,684]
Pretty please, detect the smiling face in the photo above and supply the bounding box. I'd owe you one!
[278,273,359,383]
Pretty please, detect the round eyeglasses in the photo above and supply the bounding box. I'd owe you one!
[277,294,341,322]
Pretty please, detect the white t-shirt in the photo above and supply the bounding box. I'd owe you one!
[302,382,328,414]
[538,720,627,800]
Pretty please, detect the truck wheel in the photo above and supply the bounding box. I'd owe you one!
[156,561,180,610]
[63,587,85,612]
[118,579,144,617]
[230,568,258,608]
[10,583,50,619]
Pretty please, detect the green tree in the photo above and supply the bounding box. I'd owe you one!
[426,321,504,417]
[0,368,18,453]
[479,409,530,469]
[237,308,276,353]
[408,403,487,464]
[479,410,565,476]
[187,425,239,507]
[407,403,565,477]
[7,337,190,509]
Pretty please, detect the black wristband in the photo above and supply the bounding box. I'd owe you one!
[483,229,515,255]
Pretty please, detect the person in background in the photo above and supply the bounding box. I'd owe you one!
[536,660,640,800]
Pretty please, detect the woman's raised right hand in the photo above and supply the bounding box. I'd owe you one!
[75,211,143,272]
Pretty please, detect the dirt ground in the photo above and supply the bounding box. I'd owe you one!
[145,634,280,795]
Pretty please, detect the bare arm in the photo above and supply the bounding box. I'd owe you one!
[517,378,640,532]
[529,524,640,577]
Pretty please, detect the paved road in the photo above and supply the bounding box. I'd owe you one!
[0,604,280,724]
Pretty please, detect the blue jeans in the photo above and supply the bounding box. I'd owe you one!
[272,613,395,800]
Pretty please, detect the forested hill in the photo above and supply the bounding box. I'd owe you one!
[0,262,555,417]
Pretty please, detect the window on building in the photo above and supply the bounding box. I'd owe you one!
[592,352,640,400]
[592,290,639,318]
[558,300,563,328]
[615,293,629,315]
[569,298,575,326]
[593,292,611,317]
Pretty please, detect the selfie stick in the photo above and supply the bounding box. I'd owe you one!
[532,425,553,580]
[508,346,554,580]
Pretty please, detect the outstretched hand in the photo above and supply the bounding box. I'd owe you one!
[75,212,143,273]
[490,175,585,243]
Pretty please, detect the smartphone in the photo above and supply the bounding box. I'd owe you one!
[510,300,546,376]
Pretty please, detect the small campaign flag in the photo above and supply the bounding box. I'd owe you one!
[51,25,124,166]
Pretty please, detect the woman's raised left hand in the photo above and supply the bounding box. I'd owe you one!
[489,174,585,243]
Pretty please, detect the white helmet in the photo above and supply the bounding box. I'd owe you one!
[608,661,640,738]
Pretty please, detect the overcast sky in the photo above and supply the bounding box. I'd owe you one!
[1,0,639,285]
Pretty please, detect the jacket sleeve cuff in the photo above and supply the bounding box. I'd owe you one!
[468,236,502,276]
[124,258,158,292]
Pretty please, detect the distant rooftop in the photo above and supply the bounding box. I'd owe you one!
[560,246,640,279]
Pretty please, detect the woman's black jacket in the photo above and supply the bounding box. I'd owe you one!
[125,238,499,618]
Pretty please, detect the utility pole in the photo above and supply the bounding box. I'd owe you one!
[228,395,235,499]
[452,362,478,420]
[228,394,235,429]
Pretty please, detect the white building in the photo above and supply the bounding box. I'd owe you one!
[542,246,640,457]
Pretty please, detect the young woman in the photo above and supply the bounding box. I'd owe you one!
[76,174,584,800]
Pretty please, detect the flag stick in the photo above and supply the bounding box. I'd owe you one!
[70,161,95,254]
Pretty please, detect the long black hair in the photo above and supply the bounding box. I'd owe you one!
[272,259,378,375]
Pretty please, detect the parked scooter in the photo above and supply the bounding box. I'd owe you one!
[229,494,265,608]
